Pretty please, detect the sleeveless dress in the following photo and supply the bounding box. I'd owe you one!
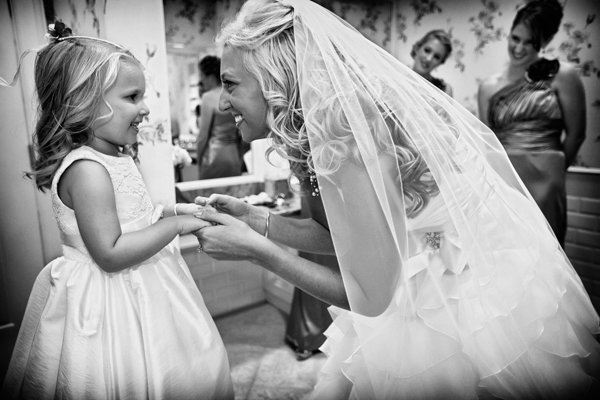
[2,146,233,400]
[487,59,566,245]
[310,172,600,399]
[198,89,243,180]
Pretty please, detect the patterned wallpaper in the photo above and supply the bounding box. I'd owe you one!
[164,0,600,168]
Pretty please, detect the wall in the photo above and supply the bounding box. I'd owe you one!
[565,169,600,311]
[164,0,600,169]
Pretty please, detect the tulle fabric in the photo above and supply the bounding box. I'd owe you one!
[272,0,600,398]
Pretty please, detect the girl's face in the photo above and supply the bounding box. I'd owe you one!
[508,23,540,68]
[219,46,269,143]
[412,38,447,76]
[92,60,149,155]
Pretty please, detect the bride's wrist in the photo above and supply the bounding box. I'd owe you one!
[249,206,269,236]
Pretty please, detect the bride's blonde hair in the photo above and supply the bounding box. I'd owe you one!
[218,0,437,216]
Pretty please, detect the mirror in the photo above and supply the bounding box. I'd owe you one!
[164,0,262,189]
[164,0,290,202]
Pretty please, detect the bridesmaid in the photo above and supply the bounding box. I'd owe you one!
[478,0,586,246]
[410,29,453,96]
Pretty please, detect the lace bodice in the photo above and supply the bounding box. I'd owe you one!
[51,146,154,254]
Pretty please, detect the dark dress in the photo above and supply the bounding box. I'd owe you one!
[197,90,243,179]
[428,76,449,94]
[487,59,566,245]
[284,177,334,360]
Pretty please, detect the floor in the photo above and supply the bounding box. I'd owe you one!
[215,302,326,400]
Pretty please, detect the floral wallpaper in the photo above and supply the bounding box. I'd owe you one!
[163,0,600,168]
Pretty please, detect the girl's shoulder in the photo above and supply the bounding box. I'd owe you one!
[53,147,111,187]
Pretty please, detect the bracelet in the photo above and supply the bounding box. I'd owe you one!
[264,211,270,238]
[173,203,179,216]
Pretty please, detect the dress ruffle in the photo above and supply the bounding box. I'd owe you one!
[312,194,600,400]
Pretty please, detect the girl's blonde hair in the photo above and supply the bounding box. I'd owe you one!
[28,36,140,191]
[217,0,437,216]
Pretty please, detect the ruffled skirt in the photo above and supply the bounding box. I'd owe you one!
[2,244,233,400]
[310,195,600,400]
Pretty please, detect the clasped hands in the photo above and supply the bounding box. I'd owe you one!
[189,194,265,261]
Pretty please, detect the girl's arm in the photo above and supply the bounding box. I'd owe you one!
[195,211,348,309]
[61,160,210,273]
[555,62,586,167]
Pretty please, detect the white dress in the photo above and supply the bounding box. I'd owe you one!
[2,146,233,400]
[311,191,600,400]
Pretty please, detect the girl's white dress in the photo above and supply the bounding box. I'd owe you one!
[2,146,233,400]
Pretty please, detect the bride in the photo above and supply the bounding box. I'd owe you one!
[194,0,600,398]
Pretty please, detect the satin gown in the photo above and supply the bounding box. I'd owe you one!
[2,147,233,400]
[487,61,567,245]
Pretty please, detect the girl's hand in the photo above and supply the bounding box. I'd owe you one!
[174,203,215,216]
[195,194,251,223]
[195,194,268,235]
[193,208,265,262]
[178,215,213,236]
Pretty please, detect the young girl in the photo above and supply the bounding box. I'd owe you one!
[1,22,233,400]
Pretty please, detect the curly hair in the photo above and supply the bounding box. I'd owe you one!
[410,29,453,64]
[511,0,563,51]
[217,0,437,216]
[27,27,140,191]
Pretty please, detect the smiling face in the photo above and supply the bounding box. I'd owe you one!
[412,38,448,76]
[218,46,269,143]
[508,23,540,69]
[92,60,149,155]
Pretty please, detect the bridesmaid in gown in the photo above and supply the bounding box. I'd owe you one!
[410,30,453,97]
[478,0,586,246]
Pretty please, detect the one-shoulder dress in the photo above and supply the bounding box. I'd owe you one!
[487,59,567,245]
[2,146,233,400]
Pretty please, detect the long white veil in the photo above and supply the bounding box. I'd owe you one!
[284,1,599,397]
[289,0,576,312]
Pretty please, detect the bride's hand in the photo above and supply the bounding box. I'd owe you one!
[193,208,266,262]
[195,194,267,234]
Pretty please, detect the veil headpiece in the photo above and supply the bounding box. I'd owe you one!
[270,0,572,317]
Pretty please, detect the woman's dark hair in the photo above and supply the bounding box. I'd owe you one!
[410,30,452,63]
[511,0,563,51]
[198,55,221,79]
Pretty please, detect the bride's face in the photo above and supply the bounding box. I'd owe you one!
[219,46,269,143]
